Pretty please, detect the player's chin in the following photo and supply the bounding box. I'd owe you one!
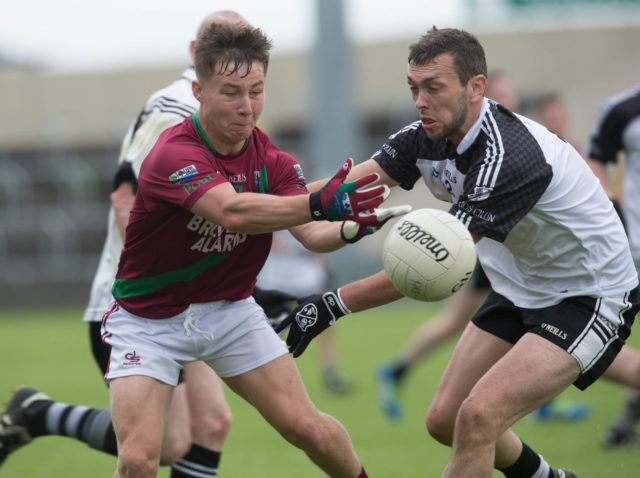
[423,127,444,142]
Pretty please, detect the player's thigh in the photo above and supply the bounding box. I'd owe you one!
[110,375,175,453]
[466,332,580,429]
[604,344,640,388]
[161,382,191,463]
[431,322,512,417]
[183,361,231,432]
[223,354,316,431]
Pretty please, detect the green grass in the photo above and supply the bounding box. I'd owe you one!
[1,301,639,477]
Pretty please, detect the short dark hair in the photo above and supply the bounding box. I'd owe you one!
[194,22,272,83]
[408,27,487,86]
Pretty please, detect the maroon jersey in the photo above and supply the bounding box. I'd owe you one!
[112,115,307,318]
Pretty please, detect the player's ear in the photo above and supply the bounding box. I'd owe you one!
[192,80,203,103]
[468,74,486,104]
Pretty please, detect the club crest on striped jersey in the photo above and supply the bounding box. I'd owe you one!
[468,186,493,202]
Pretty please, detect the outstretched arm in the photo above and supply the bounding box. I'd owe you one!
[339,270,405,312]
[191,158,390,234]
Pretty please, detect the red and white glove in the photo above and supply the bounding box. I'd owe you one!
[309,158,390,223]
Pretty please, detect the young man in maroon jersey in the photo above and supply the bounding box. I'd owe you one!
[103,21,407,478]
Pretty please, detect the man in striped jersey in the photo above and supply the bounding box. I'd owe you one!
[276,27,640,478]
[586,84,640,447]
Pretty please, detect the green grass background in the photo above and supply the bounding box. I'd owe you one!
[1,300,639,477]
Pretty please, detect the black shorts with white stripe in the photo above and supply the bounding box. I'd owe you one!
[471,287,640,390]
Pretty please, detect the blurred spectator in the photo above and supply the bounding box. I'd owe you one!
[586,84,640,447]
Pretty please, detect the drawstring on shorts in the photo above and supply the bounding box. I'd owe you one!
[183,305,214,341]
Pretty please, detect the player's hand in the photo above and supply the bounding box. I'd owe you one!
[252,287,298,327]
[340,204,413,243]
[309,158,390,223]
[275,290,349,357]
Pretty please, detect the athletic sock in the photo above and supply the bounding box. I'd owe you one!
[171,443,221,477]
[498,442,550,478]
[358,466,368,478]
[24,401,118,456]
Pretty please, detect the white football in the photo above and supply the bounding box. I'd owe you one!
[382,208,477,302]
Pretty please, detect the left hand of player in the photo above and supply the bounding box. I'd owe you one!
[275,289,350,357]
[340,204,413,243]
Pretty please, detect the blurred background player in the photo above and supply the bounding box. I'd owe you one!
[528,92,584,155]
[258,229,352,394]
[0,11,252,476]
[586,84,640,447]
[376,74,590,423]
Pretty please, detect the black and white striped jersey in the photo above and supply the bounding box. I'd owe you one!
[373,98,638,308]
[83,67,200,323]
[587,84,640,266]
[118,67,200,176]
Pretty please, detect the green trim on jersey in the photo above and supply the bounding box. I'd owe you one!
[191,112,249,156]
[112,253,229,298]
[258,165,268,193]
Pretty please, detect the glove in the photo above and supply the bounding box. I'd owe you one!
[252,287,298,327]
[340,204,413,243]
[309,158,390,223]
[275,289,349,357]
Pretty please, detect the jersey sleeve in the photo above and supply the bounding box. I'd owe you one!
[266,151,309,197]
[139,135,228,211]
[586,103,625,164]
[452,143,553,243]
[371,122,424,190]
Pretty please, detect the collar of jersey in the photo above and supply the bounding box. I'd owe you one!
[191,112,250,157]
[454,97,491,155]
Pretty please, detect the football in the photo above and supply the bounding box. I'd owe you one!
[382,208,477,302]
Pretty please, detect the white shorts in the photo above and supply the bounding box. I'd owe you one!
[101,297,288,385]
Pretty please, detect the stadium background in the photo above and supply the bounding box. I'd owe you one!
[1,0,640,307]
[2,2,640,476]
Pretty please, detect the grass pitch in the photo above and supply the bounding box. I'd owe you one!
[1,301,639,477]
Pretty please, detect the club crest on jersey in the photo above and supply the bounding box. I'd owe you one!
[169,165,198,184]
[294,164,306,183]
[468,186,493,202]
[296,303,318,331]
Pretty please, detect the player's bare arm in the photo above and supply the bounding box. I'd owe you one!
[191,158,393,234]
[339,270,404,313]
[191,181,315,234]
[288,222,346,253]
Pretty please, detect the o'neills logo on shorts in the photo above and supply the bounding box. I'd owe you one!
[396,220,450,262]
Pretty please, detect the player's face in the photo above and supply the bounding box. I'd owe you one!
[194,61,265,155]
[408,54,471,145]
